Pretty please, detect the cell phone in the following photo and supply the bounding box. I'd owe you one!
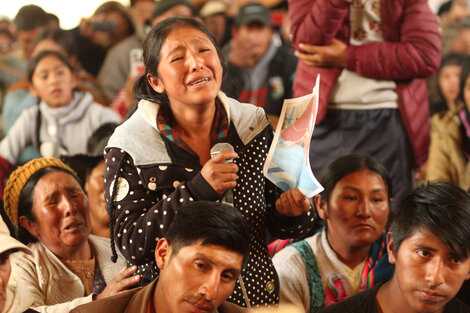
[130,48,145,78]
[91,20,116,33]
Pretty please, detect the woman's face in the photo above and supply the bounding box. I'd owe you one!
[438,65,461,105]
[24,171,90,257]
[0,252,11,313]
[463,74,470,111]
[148,25,223,111]
[317,169,389,250]
[30,54,76,108]
[85,161,109,235]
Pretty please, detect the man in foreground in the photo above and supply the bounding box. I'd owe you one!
[319,182,470,313]
[70,201,249,313]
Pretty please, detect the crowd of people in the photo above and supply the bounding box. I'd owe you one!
[0,0,469,313]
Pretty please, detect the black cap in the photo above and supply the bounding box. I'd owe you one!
[152,0,196,19]
[235,2,272,27]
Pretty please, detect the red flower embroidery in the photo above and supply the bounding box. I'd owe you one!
[353,28,366,41]
[369,21,381,33]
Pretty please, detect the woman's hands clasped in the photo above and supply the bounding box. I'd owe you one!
[276,188,311,216]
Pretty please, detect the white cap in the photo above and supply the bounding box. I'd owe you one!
[0,15,11,22]
[0,215,30,255]
[200,0,227,18]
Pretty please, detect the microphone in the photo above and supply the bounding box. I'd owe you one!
[210,143,235,205]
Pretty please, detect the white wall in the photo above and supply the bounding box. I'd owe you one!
[1,0,128,30]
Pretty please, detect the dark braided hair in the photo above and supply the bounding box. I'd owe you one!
[106,155,127,262]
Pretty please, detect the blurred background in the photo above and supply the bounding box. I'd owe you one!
[2,1,128,29]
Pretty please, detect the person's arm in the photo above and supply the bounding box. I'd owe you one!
[10,247,141,313]
[89,101,123,125]
[346,0,441,80]
[290,0,441,81]
[104,148,222,264]
[288,0,349,48]
[10,252,94,313]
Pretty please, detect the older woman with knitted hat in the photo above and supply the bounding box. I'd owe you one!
[3,158,140,313]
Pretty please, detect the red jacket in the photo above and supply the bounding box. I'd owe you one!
[288,0,441,165]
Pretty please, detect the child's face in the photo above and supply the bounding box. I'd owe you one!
[438,65,461,105]
[30,54,76,108]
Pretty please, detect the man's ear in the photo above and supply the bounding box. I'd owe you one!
[155,238,171,270]
[315,194,328,220]
[147,73,165,94]
[19,216,39,239]
[386,232,397,265]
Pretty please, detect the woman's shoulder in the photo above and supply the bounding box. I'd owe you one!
[219,92,267,117]
[273,233,321,267]
[106,102,171,166]
[81,93,121,120]
[89,235,126,282]
[430,110,460,135]
[218,92,271,143]
[89,235,126,265]
[10,242,46,270]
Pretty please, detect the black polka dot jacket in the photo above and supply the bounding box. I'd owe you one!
[103,92,316,307]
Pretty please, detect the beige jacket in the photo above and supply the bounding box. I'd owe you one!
[426,110,470,190]
[7,235,125,313]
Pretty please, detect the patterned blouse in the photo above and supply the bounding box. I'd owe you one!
[104,94,315,307]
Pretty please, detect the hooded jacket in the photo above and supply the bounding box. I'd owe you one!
[288,0,441,165]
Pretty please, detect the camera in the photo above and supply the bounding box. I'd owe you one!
[91,20,116,33]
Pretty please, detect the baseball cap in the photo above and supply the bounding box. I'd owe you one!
[235,2,272,27]
[0,215,30,255]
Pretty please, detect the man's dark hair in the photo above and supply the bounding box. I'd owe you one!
[390,182,470,260]
[165,201,250,266]
[13,5,49,32]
